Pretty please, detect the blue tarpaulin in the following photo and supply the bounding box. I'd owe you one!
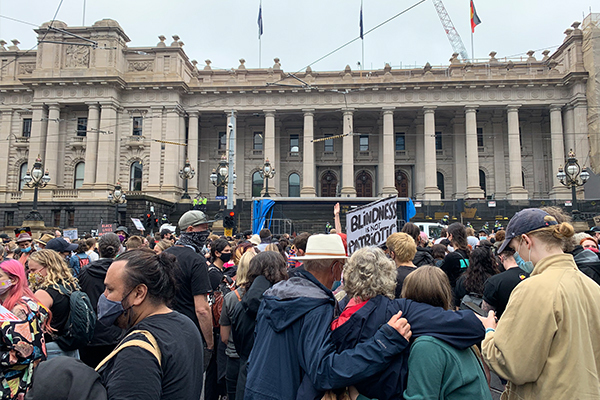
[405,199,416,221]
[252,199,275,234]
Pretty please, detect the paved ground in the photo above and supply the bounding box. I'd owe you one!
[490,372,504,400]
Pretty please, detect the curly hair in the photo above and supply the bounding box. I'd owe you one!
[28,249,78,291]
[344,247,397,301]
[243,251,288,290]
[463,246,499,294]
[386,232,417,264]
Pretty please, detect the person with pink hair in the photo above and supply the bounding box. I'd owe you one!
[0,259,50,399]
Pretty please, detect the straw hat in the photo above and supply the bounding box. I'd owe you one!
[34,233,55,246]
[291,234,348,260]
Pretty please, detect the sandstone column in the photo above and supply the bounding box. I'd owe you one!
[563,105,575,154]
[43,104,61,188]
[27,105,48,171]
[381,108,398,196]
[465,106,485,199]
[415,121,425,198]
[573,100,590,164]
[340,109,357,197]
[95,103,118,189]
[300,109,317,197]
[188,111,199,195]
[82,103,100,187]
[549,105,570,199]
[507,105,528,199]
[162,109,181,193]
[147,106,163,191]
[264,110,277,195]
[0,109,14,192]
[491,112,507,198]
[452,113,467,199]
[423,107,441,200]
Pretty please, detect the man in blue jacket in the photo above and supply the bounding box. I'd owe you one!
[245,234,485,400]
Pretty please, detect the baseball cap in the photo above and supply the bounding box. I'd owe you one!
[587,226,600,234]
[497,208,558,253]
[45,237,79,253]
[178,210,215,230]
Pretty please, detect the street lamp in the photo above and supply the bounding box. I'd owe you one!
[179,158,196,200]
[23,155,51,221]
[259,158,276,197]
[209,156,236,211]
[108,182,126,225]
[557,150,590,221]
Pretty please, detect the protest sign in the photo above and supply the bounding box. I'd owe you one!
[98,223,115,236]
[63,229,78,241]
[131,218,145,231]
[346,196,397,254]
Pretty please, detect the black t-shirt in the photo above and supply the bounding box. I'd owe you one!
[164,246,211,330]
[43,284,74,342]
[483,267,529,318]
[100,311,204,400]
[394,265,417,298]
[208,263,224,291]
[441,249,469,289]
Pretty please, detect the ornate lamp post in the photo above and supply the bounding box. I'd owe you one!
[210,156,236,211]
[259,158,276,197]
[23,155,51,221]
[557,150,590,221]
[179,158,196,200]
[108,182,126,225]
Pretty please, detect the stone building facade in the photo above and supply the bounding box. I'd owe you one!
[0,16,598,231]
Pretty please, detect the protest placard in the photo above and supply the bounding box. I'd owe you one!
[63,229,78,241]
[98,223,115,236]
[346,196,397,254]
[131,218,145,231]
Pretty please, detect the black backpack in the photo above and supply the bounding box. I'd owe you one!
[54,284,97,351]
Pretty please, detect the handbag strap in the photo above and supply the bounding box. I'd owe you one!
[95,329,162,372]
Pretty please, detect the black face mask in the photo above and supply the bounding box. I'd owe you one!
[177,231,210,254]
[219,253,232,263]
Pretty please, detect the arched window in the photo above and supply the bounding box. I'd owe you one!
[18,163,28,191]
[130,161,143,191]
[252,171,264,198]
[479,169,487,198]
[288,173,300,197]
[74,162,85,189]
[437,171,445,199]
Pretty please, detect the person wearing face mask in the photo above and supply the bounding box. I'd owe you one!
[163,211,214,368]
[26,249,80,360]
[96,248,204,399]
[0,260,50,399]
[15,233,35,267]
[480,208,600,400]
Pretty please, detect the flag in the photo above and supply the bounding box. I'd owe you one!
[470,0,481,33]
[258,3,264,39]
[359,3,364,39]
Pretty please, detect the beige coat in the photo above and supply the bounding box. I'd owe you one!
[482,253,600,400]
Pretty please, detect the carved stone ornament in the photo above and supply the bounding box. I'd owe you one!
[128,61,154,72]
[18,63,35,74]
[65,45,90,68]
[204,59,212,70]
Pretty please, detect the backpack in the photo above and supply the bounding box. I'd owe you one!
[208,267,235,329]
[71,254,90,277]
[54,284,97,351]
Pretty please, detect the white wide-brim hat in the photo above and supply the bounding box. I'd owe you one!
[291,234,348,260]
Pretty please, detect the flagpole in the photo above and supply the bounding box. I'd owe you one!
[360,0,364,71]
[259,0,262,68]
[259,36,262,68]
[471,30,474,62]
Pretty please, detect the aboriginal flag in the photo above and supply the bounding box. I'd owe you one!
[470,0,481,33]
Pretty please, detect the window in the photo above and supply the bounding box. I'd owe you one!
[290,134,299,153]
[132,117,143,136]
[324,134,334,152]
[253,132,263,150]
[130,161,143,191]
[218,132,227,150]
[479,169,487,198]
[360,135,369,151]
[477,127,484,147]
[53,210,61,227]
[77,117,88,137]
[437,171,445,199]
[435,131,443,150]
[19,163,28,191]
[288,173,300,197]
[74,162,85,189]
[22,119,32,138]
[67,210,75,227]
[252,171,264,197]
[4,211,14,227]
[395,133,406,151]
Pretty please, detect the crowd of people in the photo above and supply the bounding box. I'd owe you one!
[0,205,599,399]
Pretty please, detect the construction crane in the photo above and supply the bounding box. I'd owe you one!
[432,0,470,61]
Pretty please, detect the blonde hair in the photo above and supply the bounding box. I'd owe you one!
[28,249,77,290]
[523,216,574,252]
[386,232,417,264]
[401,265,453,310]
[344,247,396,301]
[155,239,174,253]
[235,251,256,288]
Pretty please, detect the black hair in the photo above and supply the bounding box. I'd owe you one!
[293,232,311,252]
[98,233,121,259]
[401,223,421,243]
[431,243,447,260]
[463,246,499,294]
[117,248,179,306]
[243,251,288,290]
[447,222,470,257]
[210,238,230,262]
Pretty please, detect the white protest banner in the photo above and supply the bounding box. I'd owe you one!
[346,196,397,254]
[131,218,145,231]
[63,229,78,241]
[0,304,20,322]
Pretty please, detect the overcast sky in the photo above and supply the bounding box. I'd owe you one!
[0,0,595,72]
